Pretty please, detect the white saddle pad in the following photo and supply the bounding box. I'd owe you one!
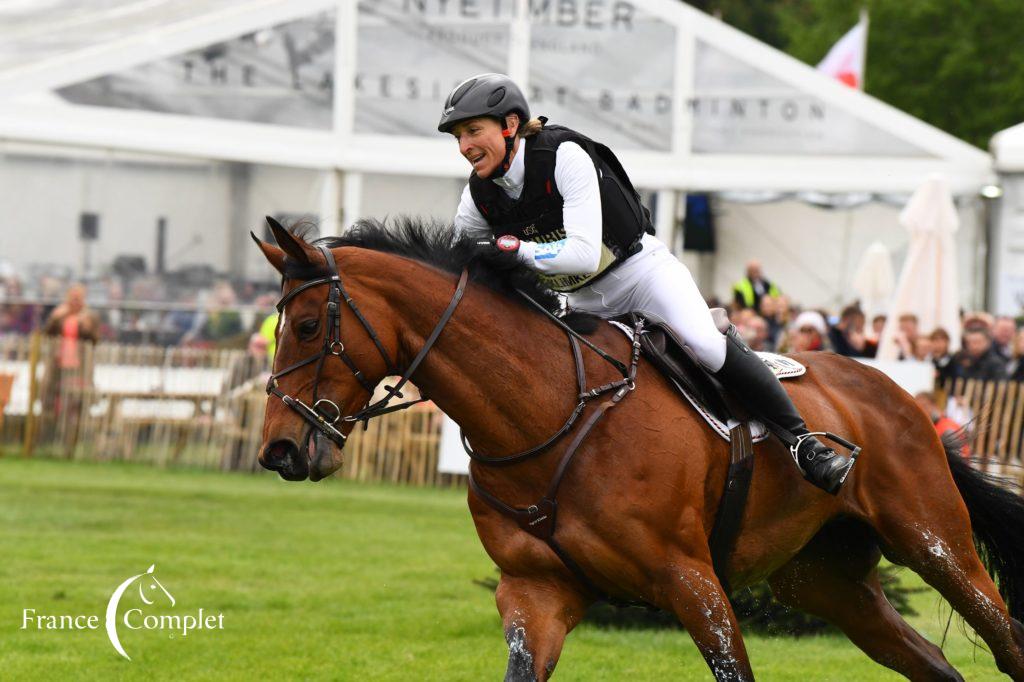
[609,321,806,443]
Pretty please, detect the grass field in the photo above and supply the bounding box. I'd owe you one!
[0,458,1008,680]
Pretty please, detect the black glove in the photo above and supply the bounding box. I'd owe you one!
[470,235,521,270]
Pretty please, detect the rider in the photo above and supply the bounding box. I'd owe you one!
[439,73,854,494]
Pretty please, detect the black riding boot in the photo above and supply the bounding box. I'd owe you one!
[714,325,854,494]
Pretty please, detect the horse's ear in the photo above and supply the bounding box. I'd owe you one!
[266,216,313,264]
[252,231,287,274]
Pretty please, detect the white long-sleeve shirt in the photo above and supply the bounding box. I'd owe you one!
[453,141,603,275]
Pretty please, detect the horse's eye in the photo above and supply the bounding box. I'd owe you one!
[298,319,320,339]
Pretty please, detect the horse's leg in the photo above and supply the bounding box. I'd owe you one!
[663,556,754,681]
[873,512,1024,679]
[857,443,1024,680]
[495,574,589,682]
[769,520,961,681]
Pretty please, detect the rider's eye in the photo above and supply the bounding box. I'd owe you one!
[298,319,320,339]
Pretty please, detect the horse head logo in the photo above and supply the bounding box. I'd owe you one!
[105,564,174,661]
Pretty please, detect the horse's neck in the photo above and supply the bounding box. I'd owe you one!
[382,268,585,456]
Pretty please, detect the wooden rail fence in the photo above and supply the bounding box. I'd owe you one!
[0,333,461,487]
[937,377,1024,481]
[6,329,1022,487]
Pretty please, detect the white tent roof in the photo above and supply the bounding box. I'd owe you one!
[993,122,1024,173]
[0,0,994,194]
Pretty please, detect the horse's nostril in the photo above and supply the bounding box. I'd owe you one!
[262,439,299,470]
[261,438,308,481]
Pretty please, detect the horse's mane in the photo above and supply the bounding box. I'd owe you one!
[282,216,600,333]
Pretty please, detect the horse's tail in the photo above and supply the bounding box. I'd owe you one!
[944,430,1024,620]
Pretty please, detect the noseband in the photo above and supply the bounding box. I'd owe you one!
[267,244,469,447]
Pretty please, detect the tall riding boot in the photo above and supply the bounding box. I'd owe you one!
[713,325,854,494]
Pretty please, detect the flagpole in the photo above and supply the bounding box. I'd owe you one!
[859,6,869,91]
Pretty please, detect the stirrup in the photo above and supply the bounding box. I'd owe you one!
[789,431,862,469]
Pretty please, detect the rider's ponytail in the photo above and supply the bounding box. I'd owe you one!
[520,118,545,138]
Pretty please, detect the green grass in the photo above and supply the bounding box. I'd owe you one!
[0,458,1008,680]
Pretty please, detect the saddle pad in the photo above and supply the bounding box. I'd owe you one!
[609,321,807,444]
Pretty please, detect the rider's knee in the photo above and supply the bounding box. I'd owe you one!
[686,332,727,373]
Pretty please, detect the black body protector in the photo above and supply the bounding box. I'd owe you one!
[469,121,654,292]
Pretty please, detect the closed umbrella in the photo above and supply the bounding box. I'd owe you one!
[876,175,961,361]
[851,241,895,320]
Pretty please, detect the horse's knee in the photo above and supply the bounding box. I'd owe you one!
[496,577,587,681]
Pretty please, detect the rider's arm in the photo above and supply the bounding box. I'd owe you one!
[515,142,602,275]
[453,184,492,239]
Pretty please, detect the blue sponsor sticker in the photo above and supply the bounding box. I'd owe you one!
[533,240,566,261]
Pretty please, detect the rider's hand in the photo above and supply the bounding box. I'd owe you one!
[470,235,521,270]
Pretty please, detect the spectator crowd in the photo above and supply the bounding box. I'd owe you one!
[728,260,1024,385]
[3,258,1024,391]
[0,271,278,349]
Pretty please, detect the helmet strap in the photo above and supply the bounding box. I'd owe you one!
[490,127,516,179]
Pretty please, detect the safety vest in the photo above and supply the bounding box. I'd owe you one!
[468,121,653,292]
[733,277,780,309]
[259,312,278,360]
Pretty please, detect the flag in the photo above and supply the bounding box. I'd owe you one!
[817,12,868,90]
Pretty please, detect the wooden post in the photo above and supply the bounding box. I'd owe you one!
[22,331,42,457]
[998,382,1016,464]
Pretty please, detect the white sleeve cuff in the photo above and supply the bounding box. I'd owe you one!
[517,240,537,266]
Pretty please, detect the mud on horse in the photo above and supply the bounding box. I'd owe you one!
[254,216,1024,681]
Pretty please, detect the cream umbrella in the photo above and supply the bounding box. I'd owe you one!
[876,175,961,361]
[851,241,895,321]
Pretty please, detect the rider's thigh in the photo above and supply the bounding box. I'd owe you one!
[629,249,727,372]
[567,264,638,316]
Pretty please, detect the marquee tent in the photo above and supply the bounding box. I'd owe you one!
[0,0,995,308]
[990,122,1024,315]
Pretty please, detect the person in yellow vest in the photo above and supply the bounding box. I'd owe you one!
[733,259,780,310]
[258,312,278,360]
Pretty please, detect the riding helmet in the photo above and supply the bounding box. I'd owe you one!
[437,73,530,134]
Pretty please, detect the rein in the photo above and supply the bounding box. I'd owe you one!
[267,244,469,447]
[460,290,634,465]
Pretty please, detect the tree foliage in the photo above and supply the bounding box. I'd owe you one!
[685,0,1024,149]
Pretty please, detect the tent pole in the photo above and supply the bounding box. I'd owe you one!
[318,168,342,237]
[341,171,363,234]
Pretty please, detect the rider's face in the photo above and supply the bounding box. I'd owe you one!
[452,116,513,179]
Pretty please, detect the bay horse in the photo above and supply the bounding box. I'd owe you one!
[253,216,1024,681]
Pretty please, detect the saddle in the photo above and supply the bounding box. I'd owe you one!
[609,309,805,444]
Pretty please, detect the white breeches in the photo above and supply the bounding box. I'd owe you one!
[567,236,727,372]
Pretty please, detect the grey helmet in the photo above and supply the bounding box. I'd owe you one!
[437,73,530,134]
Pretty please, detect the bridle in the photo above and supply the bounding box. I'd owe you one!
[266,244,469,448]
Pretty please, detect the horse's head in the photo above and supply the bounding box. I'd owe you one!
[253,218,399,482]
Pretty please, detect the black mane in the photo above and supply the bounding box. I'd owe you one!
[282,216,599,332]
